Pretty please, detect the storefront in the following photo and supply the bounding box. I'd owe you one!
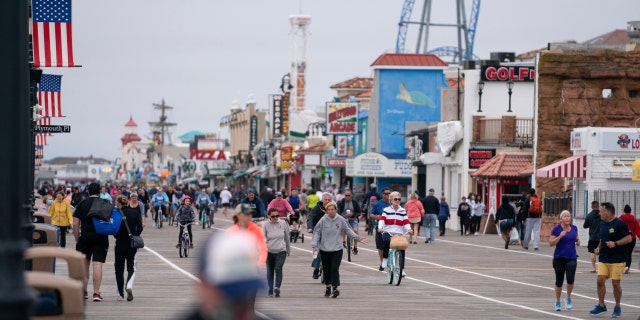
[346,152,412,200]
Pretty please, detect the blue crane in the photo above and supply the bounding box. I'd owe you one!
[395,0,481,62]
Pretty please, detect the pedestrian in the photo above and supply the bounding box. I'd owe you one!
[457,196,470,236]
[226,204,268,268]
[337,188,362,254]
[311,201,367,298]
[241,189,267,221]
[420,188,439,243]
[618,204,640,274]
[437,195,450,236]
[495,195,516,249]
[369,188,391,265]
[549,210,580,311]
[267,192,295,218]
[378,191,412,275]
[522,188,542,250]
[48,191,73,248]
[582,201,600,272]
[72,182,109,301]
[262,208,290,297]
[113,195,143,302]
[404,191,424,244]
[470,195,485,236]
[589,202,632,317]
[178,232,274,320]
[219,186,233,216]
[307,192,333,279]
[128,192,145,228]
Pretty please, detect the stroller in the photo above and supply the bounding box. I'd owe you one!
[288,212,304,243]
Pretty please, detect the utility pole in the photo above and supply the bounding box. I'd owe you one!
[0,0,34,318]
[148,98,177,145]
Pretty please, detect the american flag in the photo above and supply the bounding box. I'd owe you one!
[36,134,48,146]
[38,74,63,117]
[35,146,44,157]
[32,0,75,67]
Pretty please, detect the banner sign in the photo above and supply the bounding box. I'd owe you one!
[480,66,536,82]
[468,148,496,169]
[272,94,283,137]
[197,139,225,150]
[326,102,358,134]
[249,115,258,151]
[346,152,411,177]
[281,146,293,161]
[336,136,347,156]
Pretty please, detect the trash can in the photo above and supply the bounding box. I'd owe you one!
[31,224,60,272]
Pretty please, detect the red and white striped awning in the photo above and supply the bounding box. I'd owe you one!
[536,155,587,178]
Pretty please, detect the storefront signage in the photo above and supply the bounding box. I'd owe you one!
[197,139,225,150]
[326,102,358,134]
[468,148,496,169]
[280,146,293,161]
[272,94,283,137]
[601,131,640,152]
[326,158,346,168]
[336,136,347,156]
[249,115,257,151]
[346,152,411,177]
[480,66,536,82]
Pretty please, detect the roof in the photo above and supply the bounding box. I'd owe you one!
[370,53,448,67]
[582,29,630,45]
[45,156,112,165]
[124,115,137,127]
[121,133,142,144]
[177,130,205,143]
[470,153,533,178]
[329,77,374,89]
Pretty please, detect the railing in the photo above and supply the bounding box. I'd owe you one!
[543,192,573,216]
[515,118,533,145]
[478,118,501,142]
[475,117,533,145]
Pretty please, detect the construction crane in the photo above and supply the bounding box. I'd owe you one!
[395,0,481,63]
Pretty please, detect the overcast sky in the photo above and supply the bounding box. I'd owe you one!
[43,0,639,160]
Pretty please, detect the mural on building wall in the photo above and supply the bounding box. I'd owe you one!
[378,69,447,156]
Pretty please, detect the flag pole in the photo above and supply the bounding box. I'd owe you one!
[0,0,34,318]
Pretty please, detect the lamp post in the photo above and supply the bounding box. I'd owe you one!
[477,81,485,112]
[506,80,514,112]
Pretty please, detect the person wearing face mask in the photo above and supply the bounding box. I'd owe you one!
[38,195,54,213]
[49,191,73,247]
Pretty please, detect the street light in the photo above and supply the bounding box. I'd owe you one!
[506,80,514,112]
[477,81,485,112]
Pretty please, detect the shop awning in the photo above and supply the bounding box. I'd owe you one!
[202,169,233,179]
[470,153,533,178]
[536,155,587,178]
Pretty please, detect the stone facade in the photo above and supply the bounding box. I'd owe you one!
[536,50,640,195]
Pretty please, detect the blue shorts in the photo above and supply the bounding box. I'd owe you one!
[348,219,359,229]
[499,219,514,232]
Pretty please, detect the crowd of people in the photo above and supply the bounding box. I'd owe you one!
[35,181,640,318]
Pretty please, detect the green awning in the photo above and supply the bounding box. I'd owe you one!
[203,169,233,179]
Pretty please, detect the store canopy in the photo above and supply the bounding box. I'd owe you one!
[470,153,533,178]
[536,155,587,178]
[202,169,233,179]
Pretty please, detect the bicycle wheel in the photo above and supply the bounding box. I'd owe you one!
[387,249,394,284]
[182,235,190,258]
[347,237,352,262]
[179,239,184,258]
[201,211,206,229]
[157,209,163,229]
[392,250,402,286]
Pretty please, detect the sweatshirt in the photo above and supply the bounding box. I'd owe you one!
[311,214,361,252]
[262,219,291,254]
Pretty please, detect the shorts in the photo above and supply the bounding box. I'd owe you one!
[499,219,514,233]
[409,217,421,224]
[375,231,383,250]
[597,262,625,280]
[587,240,599,253]
[222,203,230,208]
[348,219,359,229]
[76,234,109,263]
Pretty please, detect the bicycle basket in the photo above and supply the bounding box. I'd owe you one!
[390,235,409,250]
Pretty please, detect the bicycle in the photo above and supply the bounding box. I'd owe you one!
[178,222,192,258]
[167,206,174,226]
[385,232,408,286]
[200,206,212,229]
[155,206,163,229]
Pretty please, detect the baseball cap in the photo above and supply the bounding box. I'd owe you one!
[429,188,435,193]
[246,188,255,194]
[276,191,283,197]
[199,232,264,302]
[236,203,255,214]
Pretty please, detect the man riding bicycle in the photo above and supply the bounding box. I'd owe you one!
[152,187,170,226]
[175,196,196,249]
[196,189,213,227]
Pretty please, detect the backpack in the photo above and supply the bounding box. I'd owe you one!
[92,206,123,235]
[528,195,542,215]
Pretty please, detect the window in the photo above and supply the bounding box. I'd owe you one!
[602,88,613,99]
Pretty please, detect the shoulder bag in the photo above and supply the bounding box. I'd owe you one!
[121,213,145,249]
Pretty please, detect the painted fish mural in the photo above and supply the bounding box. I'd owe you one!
[396,83,436,108]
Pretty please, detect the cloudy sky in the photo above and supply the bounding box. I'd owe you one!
[43,0,639,160]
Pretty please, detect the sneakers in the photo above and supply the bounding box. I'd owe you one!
[117,295,125,301]
[84,291,88,300]
[312,269,320,279]
[612,306,621,318]
[274,287,280,298]
[504,239,509,249]
[474,232,479,236]
[554,301,561,311]
[379,265,385,271]
[402,270,407,277]
[176,243,180,248]
[92,293,103,302]
[324,287,331,297]
[534,248,539,251]
[589,304,607,315]
[331,288,340,298]
[352,247,358,255]
[189,243,194,249]
[382,258,388,267]
[126,288,133,301]
[564,297,572,310]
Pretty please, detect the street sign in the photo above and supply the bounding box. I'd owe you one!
[34,125,71,133]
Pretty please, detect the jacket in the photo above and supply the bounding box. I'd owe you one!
[404,199,424,220]
[311,214,361,252]
[421,195,440,214]
[337,198,362,220]
[583,209,601,241]
[438,202,450,220]
[48,199,73,227]
[226,222,268,267]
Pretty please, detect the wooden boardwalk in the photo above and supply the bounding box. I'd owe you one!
[57,209,640,320]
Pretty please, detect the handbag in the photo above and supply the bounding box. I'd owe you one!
[121,212,145,249]
[92,206,122,235]
[390,235,409,250]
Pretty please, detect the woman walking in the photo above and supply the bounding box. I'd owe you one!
[312,201,367,298]
[404,192,424,244]
[495,195,516,249]
[48,191,73,247]
[618,204,640,274]
[262,208,290,297]
[438,195,450,236]
[549,210,580,311]
[114,195,143,301]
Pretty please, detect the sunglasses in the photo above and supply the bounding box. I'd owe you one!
[383,192,390,195]
[345,194,351,197]
[270,215,279,218]
[393,198,402,201]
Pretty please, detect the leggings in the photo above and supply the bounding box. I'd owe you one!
[552,258,577,287]
[625,238,636,268]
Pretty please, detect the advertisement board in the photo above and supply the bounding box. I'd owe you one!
[326,102,358,134]
[346,152,411,177]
